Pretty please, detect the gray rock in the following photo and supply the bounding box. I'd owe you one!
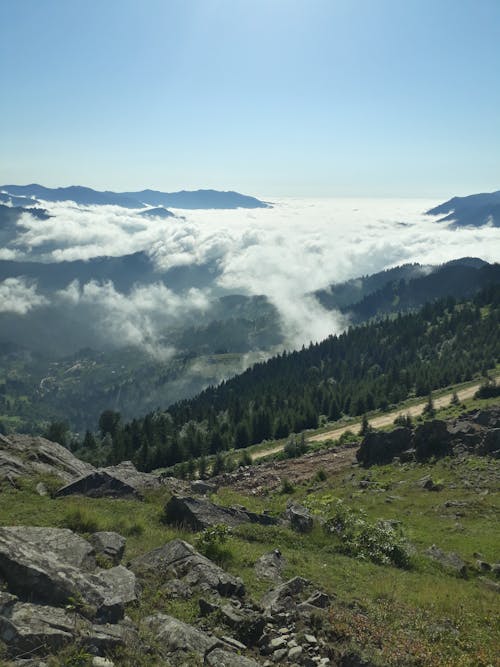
[130,538,244,597]
[272,647,288,661]
[164,495,279,531]
[285,502,313,533]
[219,603,266,645]
[261,577,310,616]
[288,646,303,660]
[0,433,94,484]
[426,545,467,576]
[206,647,262,666]
[144,613,219,659]
[95,565,139,609]
[255,550,286,583]
[90,532,126,566]
[190,479,218,495]
[0,527,95,570]
[55,470,142,500]
[0,527,136,621]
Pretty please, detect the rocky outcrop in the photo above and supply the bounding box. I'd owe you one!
[0,527,138,623]
[164,495,279,531]
[0,527,139,662]
[357,406,500,466]
[426,545,468,577]
[0,433,93,484]
[130,538,244,597]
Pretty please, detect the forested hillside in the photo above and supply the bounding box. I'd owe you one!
[95,284,500,470]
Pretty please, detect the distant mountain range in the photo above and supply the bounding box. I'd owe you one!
[0,184,270,209]
[426,189,500,227]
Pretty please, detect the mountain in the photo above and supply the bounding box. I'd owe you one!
[138,207,175,219]
[315,257,495,320]
[426,189,500,227]
[0,184,270,210]
[108,284,500,470]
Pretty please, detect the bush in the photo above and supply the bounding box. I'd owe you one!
[393,413,413,427]
[194,524,233,565]
[309,497,411,568]
[280,478,295,494]
[475,380,500,399]
[283,434,307,459]
[238,450,253,467]
[314,468,328,482]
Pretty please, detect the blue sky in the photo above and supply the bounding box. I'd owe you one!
[1,0,499,197]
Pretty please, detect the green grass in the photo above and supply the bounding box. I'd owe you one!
[1,412,499,666]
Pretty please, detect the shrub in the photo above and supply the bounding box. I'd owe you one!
[283,434,307,459]
[238,450,253,467]
[475,380,500,399]
[194,524,233,565]
[308,497,411,568]
[280,478,295,494]
[393,413,413,427]
[314,468,328,482]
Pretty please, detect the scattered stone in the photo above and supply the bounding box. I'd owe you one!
[144,613,219,658]
[90,532,126,566]
[206,647,262,666]
[191,479,218,495]
[288,645,303,660]
[285,501,313,533]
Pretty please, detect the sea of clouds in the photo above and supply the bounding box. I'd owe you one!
[2,197,500,354]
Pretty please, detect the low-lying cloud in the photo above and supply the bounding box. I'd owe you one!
[0,277,48,314]
[6,196,500,352]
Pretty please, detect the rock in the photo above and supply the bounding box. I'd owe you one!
[144,613,219,659]
[304,591,330,609]
[55,470,143,500]
[272,647,288,661]
[288,646,303,660]
[418,476,443,491]
[0,433,94,484]
[0,527,137,622]
[100,461,161,491]
[426,545,467,576]
[479,428,500,457]
[476,560,491,572]
[0,599,79,656]
[164,495,279,531]
[261,577,310,616]
[92,659,115,667]
[206,647,262,666]
[357,428,412,466]
[35,482,48,496]
[220,603,266,645]
[130,538,244,597]
[491,563,500,578]
[414,421,452,460]
[191,479,218,495]
[255,550,286,583]
[285,501,313,533]
[90,532,126,566]
[0,526,95,570]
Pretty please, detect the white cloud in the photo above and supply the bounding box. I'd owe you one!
[5,196,500,350]
[0,278,47,314]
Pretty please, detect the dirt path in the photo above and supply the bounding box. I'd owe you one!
[253,381,484,460]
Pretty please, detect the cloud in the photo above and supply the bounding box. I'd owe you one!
[4,196,500,350]
[0,277,48,314]
[56,280,211,359]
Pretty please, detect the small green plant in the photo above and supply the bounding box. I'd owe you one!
[46,645,93,667]
[314,468,328,482]
[422,392,436,418]
[280,478,295,494]
[283,433,307,459]
[194,524,233,565]
[238,450,253,467]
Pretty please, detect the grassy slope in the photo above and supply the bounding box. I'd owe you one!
[0,399,499,666]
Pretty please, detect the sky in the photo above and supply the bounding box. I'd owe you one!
[1,0,499,197]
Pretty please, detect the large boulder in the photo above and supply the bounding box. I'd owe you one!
[357,427,412,466]
[130,538,244,597]
[414,420,452,460]
[425,545,467,577]
[164,495,279,531]
[206,648,262,666]
[54,470,142,499]
[261,576,310,616]
[0,592,135,658]
[0,433,94,484]
[144,613,220,661]
[0,527,138,622]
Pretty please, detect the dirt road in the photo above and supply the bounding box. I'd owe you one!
[253,381,484,460]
